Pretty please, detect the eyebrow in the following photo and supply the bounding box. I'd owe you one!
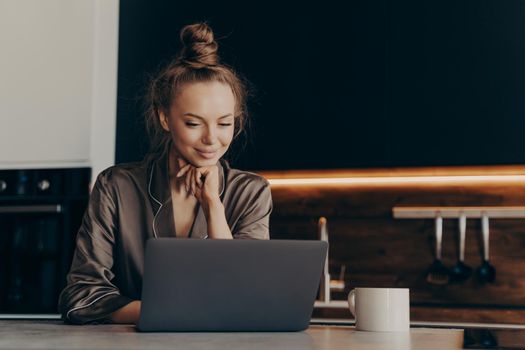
[183,113,233,120]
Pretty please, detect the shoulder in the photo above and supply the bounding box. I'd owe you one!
[225,167,270,192]
[95,161,146,183]
[93,161,147,192]
[223,165,272,206]
[222,166,273,232]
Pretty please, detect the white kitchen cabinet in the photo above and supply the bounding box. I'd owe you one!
[0,0,119,181]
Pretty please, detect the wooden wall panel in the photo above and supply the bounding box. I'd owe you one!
[269,179,525,310]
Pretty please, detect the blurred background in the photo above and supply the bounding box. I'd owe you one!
[117,0,525,170]
[1,0,525,325]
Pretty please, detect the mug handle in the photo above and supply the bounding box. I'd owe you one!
[347,289,356,316]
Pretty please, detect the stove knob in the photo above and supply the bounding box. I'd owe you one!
[0,180,6,192]
[37,179,50,192]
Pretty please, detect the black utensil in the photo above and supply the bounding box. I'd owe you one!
[450,213,472,282]
[476,214,496,283]
[427,215,450,285]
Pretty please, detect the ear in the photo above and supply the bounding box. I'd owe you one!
[159,110,170,132]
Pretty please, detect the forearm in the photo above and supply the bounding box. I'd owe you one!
[203,197,233,239]
[109,300,141,324]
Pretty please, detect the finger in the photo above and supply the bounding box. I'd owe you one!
[198,167,212,182]
[190,169,196,196]
[185,168,192,193]
[194,185,202,200]
[194,167,202,188]
[176,164,191,178]
[177,157,188,169]
[202,166,219,184]
[200,165,217,177]
[192,168,199,196]
[191,168,197,195]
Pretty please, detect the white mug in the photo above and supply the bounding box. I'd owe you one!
[347,287,410,332]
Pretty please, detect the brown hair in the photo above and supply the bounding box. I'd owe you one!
[145,22,250,155]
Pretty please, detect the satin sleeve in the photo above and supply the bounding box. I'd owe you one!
[232,178,272,240]
[58,169,132,324]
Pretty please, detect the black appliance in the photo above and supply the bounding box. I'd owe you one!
[0,168,90,315]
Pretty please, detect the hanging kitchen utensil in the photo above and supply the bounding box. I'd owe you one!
[476,213,496,283]
[450,213,472,282]
[426,214,450,285]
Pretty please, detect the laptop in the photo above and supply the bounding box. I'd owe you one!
[137,238,328,332]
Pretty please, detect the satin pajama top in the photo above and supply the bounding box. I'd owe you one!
[58,148,272,324]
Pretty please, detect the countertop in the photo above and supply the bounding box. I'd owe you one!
[0,320,464,350]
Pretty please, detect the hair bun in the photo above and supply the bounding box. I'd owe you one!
[178,23,219,68]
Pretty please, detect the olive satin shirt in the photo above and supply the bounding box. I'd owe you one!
[58,149,272,324]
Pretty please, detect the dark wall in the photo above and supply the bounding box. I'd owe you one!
[116,0,525,170]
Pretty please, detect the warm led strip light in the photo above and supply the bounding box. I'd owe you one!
[267,175,525,186]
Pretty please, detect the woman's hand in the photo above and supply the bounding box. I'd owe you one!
[175,157,232,239]
[176,158,220,204]
[110,300,141,324]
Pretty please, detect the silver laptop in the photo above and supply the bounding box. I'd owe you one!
[137,238,327,332]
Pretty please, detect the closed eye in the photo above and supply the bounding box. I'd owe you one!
[219,123,233,127]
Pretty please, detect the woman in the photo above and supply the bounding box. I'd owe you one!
[58,23,272,325]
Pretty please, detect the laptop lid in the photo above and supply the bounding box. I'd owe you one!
[137,239,328,332]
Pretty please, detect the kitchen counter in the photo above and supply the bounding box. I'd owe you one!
[0,320,464,350]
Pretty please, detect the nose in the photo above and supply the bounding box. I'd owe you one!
[201,125,218,145]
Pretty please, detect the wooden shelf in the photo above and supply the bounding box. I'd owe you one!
[393,206,525,219]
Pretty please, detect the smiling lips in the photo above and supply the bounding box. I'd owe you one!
[195,148,218,159]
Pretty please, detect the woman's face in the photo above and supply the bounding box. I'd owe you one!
[160,81,236,167]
